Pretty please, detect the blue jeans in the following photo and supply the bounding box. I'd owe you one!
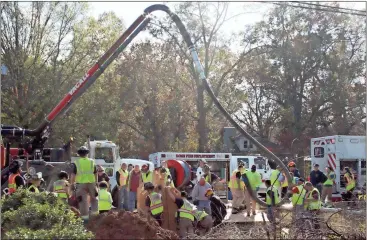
[267,206,274,222]
[128,191,137,211]
[198,200,211,215]
[118,186,129,210]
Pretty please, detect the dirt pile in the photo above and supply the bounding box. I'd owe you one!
[87,210,179,239]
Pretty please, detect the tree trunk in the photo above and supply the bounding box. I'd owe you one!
[196,83,207,152]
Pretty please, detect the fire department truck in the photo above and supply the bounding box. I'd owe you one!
[310,135,366,201]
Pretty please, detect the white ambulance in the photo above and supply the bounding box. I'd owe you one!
[310,135,366,201]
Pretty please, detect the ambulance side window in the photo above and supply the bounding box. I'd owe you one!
[314,147,324,158]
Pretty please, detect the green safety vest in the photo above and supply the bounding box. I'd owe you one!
[176,199,194,221]
[194,210,208,221]
[292,185,306,206]
[229,176,243,190]
[270,169,281,187]
[324,171,335,186]
[142,171,153,183]
[205,173,211,183]
[28,185,40,193]
[164,168,175,187]
[345,173,356,191]
[266,187,280,205]
[75,157,95,184]
[98,189,112,211]
[246,171,261,190]
[149,192,163,215]
[305,188,321,210]
[53,180,68,199]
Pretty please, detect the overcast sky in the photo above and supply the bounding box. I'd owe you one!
[88,1,366,41]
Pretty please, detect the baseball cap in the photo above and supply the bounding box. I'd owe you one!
[251,165,256,170]
[314,164,319,167]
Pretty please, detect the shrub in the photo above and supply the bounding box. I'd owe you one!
[1,189,94,239]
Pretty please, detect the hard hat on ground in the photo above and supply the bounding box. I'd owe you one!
[77,146,89,155]
[144,182,154,191]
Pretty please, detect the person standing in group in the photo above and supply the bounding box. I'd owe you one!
[195,159,207,184]
[128,164,133,172]
[141,164,153,184]
[270,165,284,198]
[205,188,227,226]
[309,164,326,194]
[245,165,262,215]
[116,163,129,210]
[203,164,219,186]
[27,173,43,193]
[53,171,70,203]
[70,146,99,223]
[291,178,306,223]
[288,161,301,178]
[321,167,335,207]
[8,160,25,194]
[144,182,164,226]
[303,181,322,229]
[343,167,356,205]
[265,180,280,225]
[127,165,141,211]
[229,171,245,214]
[192,177,212,214]
[97,165,110,186]
[167,188,196,239]
[98,181,112,214]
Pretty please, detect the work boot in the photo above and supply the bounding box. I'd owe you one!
[246,212,251,217]
[252,211,256,215]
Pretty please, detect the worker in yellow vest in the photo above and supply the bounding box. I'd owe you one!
[167,188,195,239]
[270,165,284,199]
[70,146,98,223]
[265,179,280,224]
[116,163,129,210]
[27,173,43,193]
[232,163,246,175]
[53,171,70,202]
[203,164,219,186]
[141,164,153,184]
[144,182,164,226]
[245,165,262,216]
[193,209,213,235]
[8,160,25,194]
[343,167,356,205]
[229,171,245,214]
[303,181,321,229]
[98,181,112,214]
[160,167,175,187]
[321,167,335,207]
[291,178,306,222]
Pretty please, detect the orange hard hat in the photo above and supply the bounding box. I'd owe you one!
[288,161,296,167]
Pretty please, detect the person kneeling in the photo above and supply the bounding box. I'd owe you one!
[99,181,112,214]
[144,182,164,226]
[194,210,213,235]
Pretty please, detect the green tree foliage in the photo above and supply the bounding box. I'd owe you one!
[1,189,94,239]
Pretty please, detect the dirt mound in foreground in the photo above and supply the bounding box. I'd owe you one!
[87,210,179,239]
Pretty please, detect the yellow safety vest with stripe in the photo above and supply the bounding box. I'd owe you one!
[8,173,20,194]
[229,176,244,190]
[246,171,261,190]
[194,210,208,221]
[27,185,39,193]
[344,172,356,191]
[176,199,195,221]
[164,168,175,187]
[75,157,95,183]
[292,185,306,206]
[118,169,129,186]
[98,189,112,211]
[266,187,279,205]
[305,188,321,210]
[270,169,281,187]
[142,171,153,184]
[149,192,163,215]
[53,180,68,199]
[324,171,335,186]
[205,173,211,183]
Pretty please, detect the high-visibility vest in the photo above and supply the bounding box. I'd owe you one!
[281,174,288,188]
[324,171,335,186]
[149,192,163,215]
[28,185,39,193]
[229,176,244,190]
[246,171,261,190]
[205,173,211,183]
[75,157,95,183]
[194,210,208,221]
[164,168,175,187]
[53,180,68,199]
[118,169,129,186]
[305,188,321,210]
[142,171,153,184]
[99,189,112,211]
[8,173,20,194]
[266,187,280,205]
[270,169,281,187]
[292,185,306,206]
[176,199,195,221]
[344,172,356,191]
